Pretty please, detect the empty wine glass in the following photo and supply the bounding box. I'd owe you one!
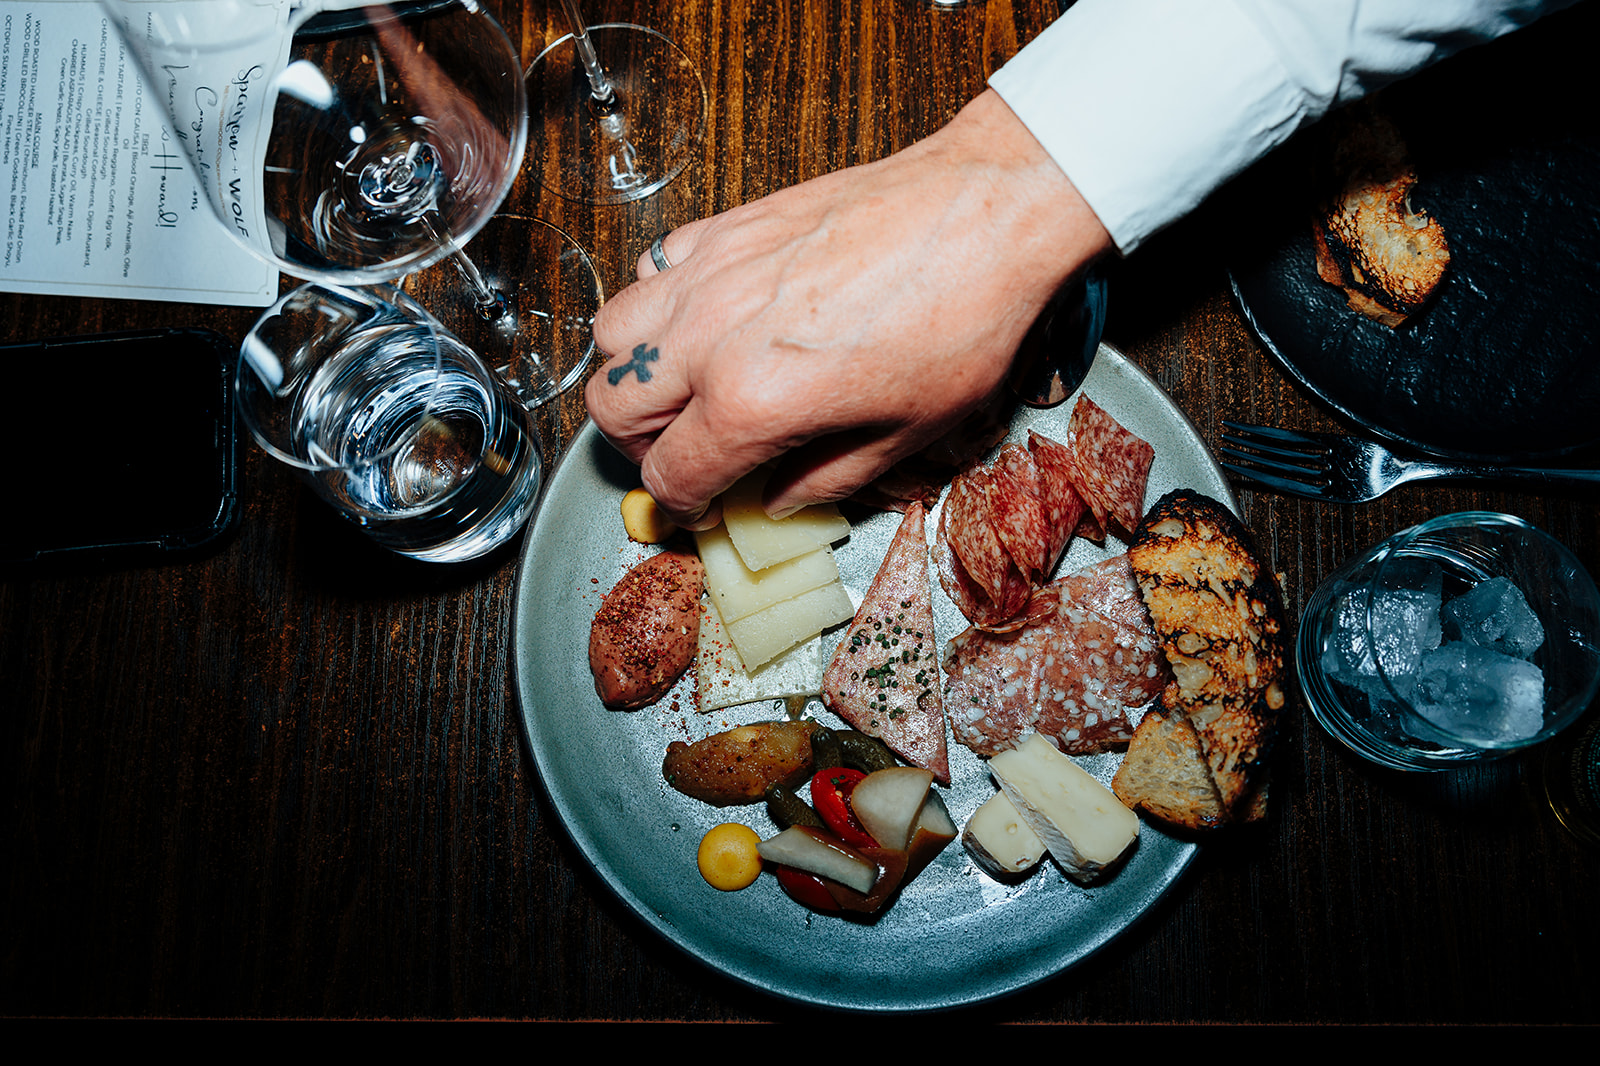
[526,1,708,204]
[103,0,600,407]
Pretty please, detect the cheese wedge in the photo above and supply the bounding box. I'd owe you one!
[988,734,1139,883]
[695,601,823,712]
[722,470,851,571]
[962,791,1046,879]
[694,524,841,624]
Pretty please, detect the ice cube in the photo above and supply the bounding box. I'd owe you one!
[1408,641,1546,746]
[1321,581,1442,702]
[1441,576,1546,659]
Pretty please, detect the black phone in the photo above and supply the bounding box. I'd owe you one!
[1,328,241,568]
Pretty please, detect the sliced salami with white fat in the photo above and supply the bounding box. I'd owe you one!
[1064,396,1154,540]
[944,555,1169,758]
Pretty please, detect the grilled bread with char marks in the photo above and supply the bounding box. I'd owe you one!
[1313,102,1450,329]
[1124,491,1287,823]
[1112,709,1268,832]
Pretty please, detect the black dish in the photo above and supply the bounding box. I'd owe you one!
[1228,3,1600,462]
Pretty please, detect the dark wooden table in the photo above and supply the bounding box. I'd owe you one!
[3,0,1597,1022]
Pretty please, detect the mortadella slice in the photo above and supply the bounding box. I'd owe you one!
[822,503,949,783]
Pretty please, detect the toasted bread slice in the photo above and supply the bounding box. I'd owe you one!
[1128,491,1288,820]
[1314,103,1450,328]
[1112,709,1268,832]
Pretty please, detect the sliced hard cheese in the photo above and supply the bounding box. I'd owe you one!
[695,601,822,713]
[723,470,851,571]
[722,580,854,672]
[962,791,1046,879]
[694,524,840,624]
[988,734,1139,883]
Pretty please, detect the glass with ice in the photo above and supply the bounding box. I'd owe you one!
[1299,513,1600,770]
[238,284,543,563]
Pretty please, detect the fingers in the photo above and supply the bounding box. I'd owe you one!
[631,220,710,279]
[588,226,713,465]
[760,429,893,512]
[635,390,787,530]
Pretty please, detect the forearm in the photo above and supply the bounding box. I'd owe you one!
[994,0,1575,254]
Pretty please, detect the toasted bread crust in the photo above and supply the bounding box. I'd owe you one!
[1314,103,1450,328]
[1127,491,1288,822]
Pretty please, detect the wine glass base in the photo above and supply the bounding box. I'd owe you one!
[408,215,603,410]
[527,23,707,205]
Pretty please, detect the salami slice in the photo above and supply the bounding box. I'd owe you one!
[1030,600,1163,754]
[1064,396,1154,540]
[933,501,1033,633]
[944,556,1169,758]
[1052,553,1150,632]
[984,443,1052,582]
[942,473,1012,608]
[944,623,1042,758]
[1027,430,1092,569]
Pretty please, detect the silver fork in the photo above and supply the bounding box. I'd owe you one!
[1217,422,1600,503]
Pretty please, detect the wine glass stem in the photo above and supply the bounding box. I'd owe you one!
[559,0,616,106]
[421,212,510,322]
[448,247,512,321]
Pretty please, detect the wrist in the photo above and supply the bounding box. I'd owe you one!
[931,89,1114,292]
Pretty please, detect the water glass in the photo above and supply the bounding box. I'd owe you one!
[1299,512,1600,771]
[238,284,542,562]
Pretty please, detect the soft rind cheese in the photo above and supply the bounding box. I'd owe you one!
[721,581,854,672]
[962,791,1046,879]
[722,471,851,571]
[988,734,1139,883]
[694,524,840,624]
[695,601,822,712]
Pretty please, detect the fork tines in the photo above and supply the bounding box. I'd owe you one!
[1216,421,1333,497]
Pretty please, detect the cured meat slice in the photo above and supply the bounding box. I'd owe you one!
[1064,397,1154,540]
[985,444,1051,582]
[933,496,1032,633]
[935,399,1152,633]
[823,503,949,783]
[1052,553,1149,633]
[1027,431,1092,566]
[944,624,1042,758]
[1030,599,1162,754]
[942,473,1013,608]
[945,556,1168,758]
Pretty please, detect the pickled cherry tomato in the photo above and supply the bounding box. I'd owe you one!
[809,767,878,849]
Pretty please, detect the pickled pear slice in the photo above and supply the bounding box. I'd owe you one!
[848,767,934,852]
[757,826,878,894]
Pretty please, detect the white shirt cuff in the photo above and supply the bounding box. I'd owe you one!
[990,0,1311,254]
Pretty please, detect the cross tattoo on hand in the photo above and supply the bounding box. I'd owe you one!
[608,343,659,385]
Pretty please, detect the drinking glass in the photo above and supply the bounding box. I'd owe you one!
[238,282,542,562]
[104,0,600,406]
[526,2,707,203]
[1299,512,1600,770]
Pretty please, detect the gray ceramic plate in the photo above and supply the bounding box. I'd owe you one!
[512,343,1234,1012]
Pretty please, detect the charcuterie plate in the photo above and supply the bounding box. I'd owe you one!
[512,344,1234,1012]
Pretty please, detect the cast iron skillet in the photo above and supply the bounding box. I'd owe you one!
[1227,2,1600,462]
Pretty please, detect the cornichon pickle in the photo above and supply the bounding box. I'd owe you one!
[836,730,897,772]
[809,726,844,772]
[765,783,824,831]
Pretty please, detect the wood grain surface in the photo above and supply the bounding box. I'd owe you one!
[2,0,1597,1022]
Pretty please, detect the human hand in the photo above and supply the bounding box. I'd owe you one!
[586,90,1112,530]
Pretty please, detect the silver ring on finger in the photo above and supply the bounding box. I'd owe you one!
[649,234,673,272]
